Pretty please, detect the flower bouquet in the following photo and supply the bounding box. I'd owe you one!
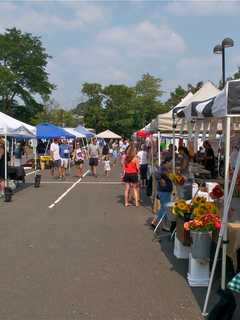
[169,173,185,186]
[184,213,221,232]
[172,199,191,218]
[192,201,219,218]
[210,184,224,200]
[172,199,192,246]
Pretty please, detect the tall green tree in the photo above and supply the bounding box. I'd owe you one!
[165,85,187,109]
[0,28,54,116]
[134,73,165,127]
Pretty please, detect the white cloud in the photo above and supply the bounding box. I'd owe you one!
[62,46,122,67]
[0,2,106,32]
[97,21,187,57]
[166,0,240,16]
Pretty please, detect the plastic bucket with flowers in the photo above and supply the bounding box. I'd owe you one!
[184,214,221,260]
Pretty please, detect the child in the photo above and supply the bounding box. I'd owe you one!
[104,155,111,176]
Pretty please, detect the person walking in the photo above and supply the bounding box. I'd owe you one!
[50,138,61,179]
[151,158,173,230]
[102,142,109,161]
[104,155,111,176]
[137,144,148,188]
[88,138,100,177]
[122,143,140,207]
[73,142,85,178]
[59,139,70,180]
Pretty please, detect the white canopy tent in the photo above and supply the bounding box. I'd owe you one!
[175,80,240,316]
[64,127,86,138]
[155,92,194,132]
[0,111,35,136]
[0,112,36,189]
[96,129,121,139]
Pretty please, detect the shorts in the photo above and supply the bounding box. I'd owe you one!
[89,158,98,167]
[75,160,84,165]
[53,159,61,168]
[140,164,148,180]
[123,173,138,184]
[61,158,69,169]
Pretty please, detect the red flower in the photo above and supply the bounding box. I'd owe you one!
[210,185,224,199]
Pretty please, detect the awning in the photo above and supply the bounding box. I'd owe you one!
[36,123,75,139]
[75,125,94,138]
[175,81,240,120]
[96,129,121,139]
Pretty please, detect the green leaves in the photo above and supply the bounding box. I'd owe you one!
[73,74,166,137]
[0,28,54,116]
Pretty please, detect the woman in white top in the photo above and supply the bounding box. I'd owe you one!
[137,144,148,188]
[73,142,85,178]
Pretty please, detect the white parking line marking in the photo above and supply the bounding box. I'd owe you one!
[48,170,90,209]
[26,170,37,176]
[80,181,122,184]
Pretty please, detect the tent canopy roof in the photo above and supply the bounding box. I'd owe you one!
[0,111,35,136]
[64,127,85,138]
[36,123,75,139]
[153,92,194,132]
[177,80,240,119]
[96,129,121,139]
[75,125,94,138]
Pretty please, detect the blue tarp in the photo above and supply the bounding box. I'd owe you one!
[36,123,75,139]
[75,125,94,138]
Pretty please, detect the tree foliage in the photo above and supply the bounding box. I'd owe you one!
[72,74,167,137]
[0,28,54,117]
[32,98,79,127]
[165,85,187,110]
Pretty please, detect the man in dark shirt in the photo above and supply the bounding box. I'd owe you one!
[203,140,215,178]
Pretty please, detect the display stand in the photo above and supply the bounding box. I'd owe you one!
[187,253,209,287]
[174,237,190,259]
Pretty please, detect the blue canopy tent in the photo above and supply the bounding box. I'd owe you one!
[75,125,94,138]
[36,123,75,139]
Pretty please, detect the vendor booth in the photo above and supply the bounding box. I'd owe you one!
[0,112,36,201]
[96,129,121,140]
[172,79,240,315]
[75,125,94,139]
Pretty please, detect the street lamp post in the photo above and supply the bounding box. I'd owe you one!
[202,37,235,317]
[213,37,234,88]
[213,38,234,290]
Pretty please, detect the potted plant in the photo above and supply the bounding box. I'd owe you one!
[184,213,221,260]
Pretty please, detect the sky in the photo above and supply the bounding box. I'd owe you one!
[0,0,240,109]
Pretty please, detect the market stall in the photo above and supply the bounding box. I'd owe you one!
[36,123,75,171]
[75,125,94,139]
[174,79,240,315]
[0,112,36,200]
[96,129,121,140]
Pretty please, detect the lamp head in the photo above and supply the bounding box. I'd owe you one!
[222,37,234,48]
[213,44,222,54]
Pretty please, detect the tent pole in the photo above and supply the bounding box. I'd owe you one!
[221,116,231,289]
[11,138,14,166]
[158,131,161,166]
[45,140,50,155]
[172,115,176,173]
[68,140,71,174]
[202,137,240,316]
[34,139,37,172]
[4,134,8,188]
